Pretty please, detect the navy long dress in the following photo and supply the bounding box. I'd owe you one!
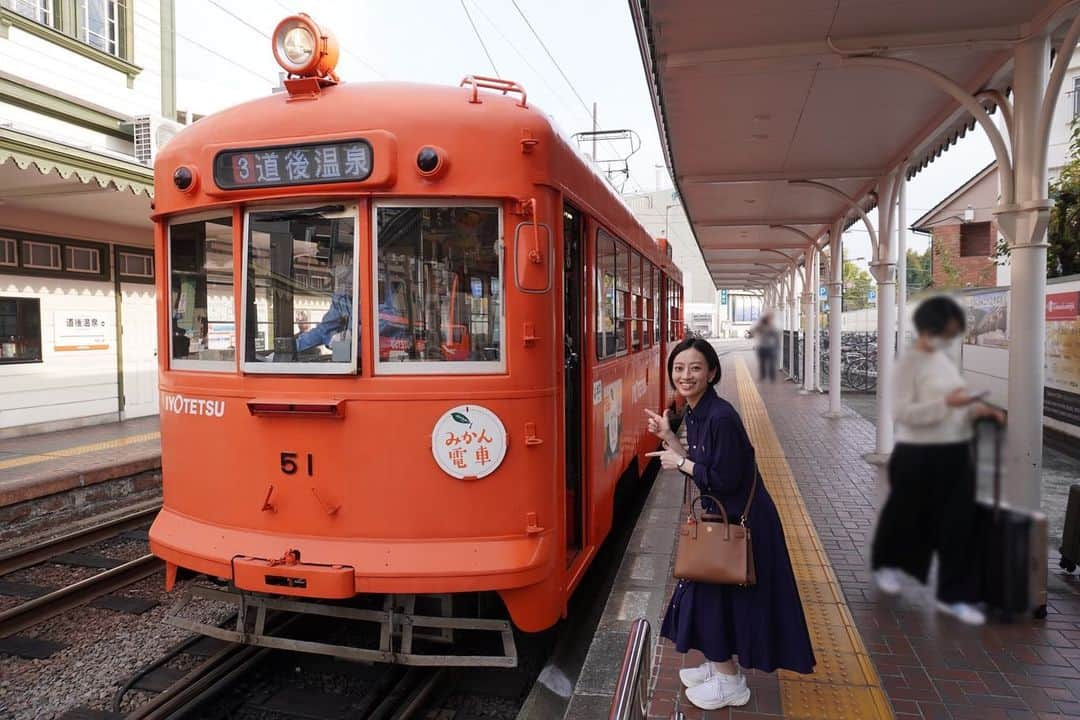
[660,388,816,674]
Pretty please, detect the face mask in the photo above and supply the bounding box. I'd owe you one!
[927,336,954,351]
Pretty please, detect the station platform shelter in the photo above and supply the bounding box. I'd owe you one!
[568,340,1080,719]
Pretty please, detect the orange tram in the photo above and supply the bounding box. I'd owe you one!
[149,14,684,666]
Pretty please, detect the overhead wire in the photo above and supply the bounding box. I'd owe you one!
[176,32,278,84]
[460,0,500,77]
[508,0,645,192]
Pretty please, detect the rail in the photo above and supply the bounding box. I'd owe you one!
[608,618,653,720]
[0,501,160,576]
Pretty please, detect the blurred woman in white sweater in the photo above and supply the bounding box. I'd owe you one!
[870,295,1003,625]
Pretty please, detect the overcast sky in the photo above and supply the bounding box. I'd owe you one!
[175,0,996,271]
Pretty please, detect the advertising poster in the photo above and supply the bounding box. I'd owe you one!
[962,289,1009,348]
[54,311,112,351]
[1045,290,1080,427]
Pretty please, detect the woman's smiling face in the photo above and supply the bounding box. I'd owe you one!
[671,347,714,401]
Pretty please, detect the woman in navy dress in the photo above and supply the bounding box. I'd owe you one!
[645,338,815,710]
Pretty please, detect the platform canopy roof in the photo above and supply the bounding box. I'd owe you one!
[630,0,1077,290]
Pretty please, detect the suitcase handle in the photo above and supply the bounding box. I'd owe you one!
[974,417,1004,521]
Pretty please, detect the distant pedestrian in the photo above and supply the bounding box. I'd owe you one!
[645,338,815,710]
[871,295,1004,625]
[751,312,780,382]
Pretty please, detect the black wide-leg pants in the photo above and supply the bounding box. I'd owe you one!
[871,441,980,604]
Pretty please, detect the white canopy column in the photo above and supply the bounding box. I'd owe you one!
[827,218,844,417]
[868,170,901,463]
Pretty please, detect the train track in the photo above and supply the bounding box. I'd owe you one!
[117,623,449,720]
[0,501,163,638]
[0,501,161,576]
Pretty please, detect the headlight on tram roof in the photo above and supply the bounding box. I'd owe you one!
[272,14,339,80]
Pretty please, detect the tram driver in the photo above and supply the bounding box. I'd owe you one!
[295,252,354,360]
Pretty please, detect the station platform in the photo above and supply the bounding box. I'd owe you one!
[569,343,1080,719]
[0,416,160,541]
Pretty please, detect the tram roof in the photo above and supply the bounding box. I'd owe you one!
[630,0,1076,289]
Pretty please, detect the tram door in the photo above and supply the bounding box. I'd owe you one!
[563,205,585,563]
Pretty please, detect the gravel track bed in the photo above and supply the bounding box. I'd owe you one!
[92,537,152,563]
[0,579,233,720]
[3,563,103,588]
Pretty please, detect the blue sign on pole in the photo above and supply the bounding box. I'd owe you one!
[868,288,878,304]
[818,286,827,300]
[720,289,729,305]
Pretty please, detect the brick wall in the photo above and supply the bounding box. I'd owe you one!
[930,221,998,288]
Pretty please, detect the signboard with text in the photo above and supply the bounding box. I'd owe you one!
[213,139,373,190]
[54,311,111,351]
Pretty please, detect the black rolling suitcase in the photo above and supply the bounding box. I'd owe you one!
[973,417,1048,620]
[1060,484,1080,573]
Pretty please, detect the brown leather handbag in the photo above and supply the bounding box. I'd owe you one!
[673,464,758,586]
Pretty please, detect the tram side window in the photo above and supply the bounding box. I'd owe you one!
[643,262,653,349]
[652,267,660,344]
[169,217,234,369]
[596,231,618,359]
[615,240,630,354]
[244,206,357,372]
[630,251,643,351]
[374,205,501,370]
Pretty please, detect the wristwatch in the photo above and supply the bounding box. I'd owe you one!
[677,456,687,470]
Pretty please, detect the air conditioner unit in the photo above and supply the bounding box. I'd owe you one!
[133,115,185,166]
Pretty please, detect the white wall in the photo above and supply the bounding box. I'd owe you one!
[0,275,120,430]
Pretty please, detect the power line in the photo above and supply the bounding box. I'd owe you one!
[461,0,499,77]
[176,32,278,85]
[509,0,644,193]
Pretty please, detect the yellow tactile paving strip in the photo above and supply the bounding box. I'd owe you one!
[734,358,893,719]
[0,432,160,471]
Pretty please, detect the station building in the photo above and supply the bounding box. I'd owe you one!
[0,0,180,437]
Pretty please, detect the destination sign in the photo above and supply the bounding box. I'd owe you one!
[213,139,373,190]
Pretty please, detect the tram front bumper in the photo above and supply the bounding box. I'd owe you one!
[149,507,555,596]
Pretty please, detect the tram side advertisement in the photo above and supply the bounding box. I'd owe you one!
[1045,289,1080,429]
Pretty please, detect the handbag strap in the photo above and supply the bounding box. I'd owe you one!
[740,457,759,527]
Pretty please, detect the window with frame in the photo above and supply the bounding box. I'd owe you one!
[615,240,630,355]
[0,237,16,267]
[643,262,653,349]
[118,250,153,281]
[170,216,235,370]
[22,239,61,270]
[80,0,122,55]
[960,221,992,257]
[652,267,661,344]
[3,0,51,25]
[65,245,100,274]
[1075,76,1080,119]
[244,206,358,373]
[630,251,643,351]
[596,230,618,359]
[0,0,132,62]
[0,297,43,364]
[669,282,682,341]
[374,204,502,372]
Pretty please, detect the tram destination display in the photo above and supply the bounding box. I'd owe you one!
[213,139,373,189]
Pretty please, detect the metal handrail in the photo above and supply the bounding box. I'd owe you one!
[608,618,652,720]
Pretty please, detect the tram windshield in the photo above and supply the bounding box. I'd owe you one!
[374,204,502,373]
[168,215,235,371]
[243,205,358,373]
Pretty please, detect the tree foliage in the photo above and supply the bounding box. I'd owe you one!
[1048,122,1080,278]
[906,247,932,294]
[842,260,874,310]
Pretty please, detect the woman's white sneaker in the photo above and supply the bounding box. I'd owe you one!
[685,673,751,710]
[874,567,902,595]
[678,661,713,688]
[936,601,986,626]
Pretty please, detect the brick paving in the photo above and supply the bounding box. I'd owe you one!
[752,351,1080,719]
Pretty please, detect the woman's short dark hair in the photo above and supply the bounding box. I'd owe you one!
[667,337,721,388]
[913,295,966,335]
